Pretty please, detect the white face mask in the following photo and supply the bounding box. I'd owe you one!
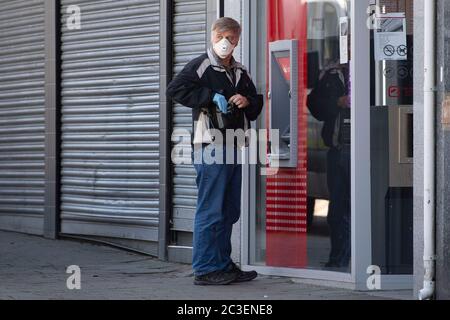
[213,38,235,59]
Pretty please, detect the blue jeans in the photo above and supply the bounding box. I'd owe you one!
[192,145,242,276]
[327,146,351,267]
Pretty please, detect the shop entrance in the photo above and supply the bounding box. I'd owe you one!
[241,0,414,289]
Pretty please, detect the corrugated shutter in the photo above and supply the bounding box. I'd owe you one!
[60,0,160,254]
[171,0,207,233]
[0,0,46,235]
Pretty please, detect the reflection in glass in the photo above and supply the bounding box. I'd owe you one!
[306,0,351,272]
[251,0,352,274]
[370,3,414,275]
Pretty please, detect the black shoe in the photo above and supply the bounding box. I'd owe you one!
[324,261,340,268]
[227,262,258,283]
[324,260,350,272]
[194,270,238,286]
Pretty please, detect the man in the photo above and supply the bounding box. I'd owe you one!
[166,17,263,285]
[307,59,351,270]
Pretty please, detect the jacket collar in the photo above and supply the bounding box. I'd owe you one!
[207,47,242,69]
[207,47,246,86]
[319,60,349,88]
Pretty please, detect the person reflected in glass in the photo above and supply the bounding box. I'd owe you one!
[307,57,351,270]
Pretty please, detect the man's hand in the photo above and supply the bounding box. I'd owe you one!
[337,95,350,108]
[229,94,250,109]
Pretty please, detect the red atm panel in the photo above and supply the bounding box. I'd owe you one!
[266,0,308,268]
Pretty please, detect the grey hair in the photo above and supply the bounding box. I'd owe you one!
[211,17,242,35]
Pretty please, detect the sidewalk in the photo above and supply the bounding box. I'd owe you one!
[0,231,413,300]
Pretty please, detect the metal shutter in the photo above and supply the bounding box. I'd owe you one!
[0,0,46,235]
[171,0,207,233]
[60,0,160,254]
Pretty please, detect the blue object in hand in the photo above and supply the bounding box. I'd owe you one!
[213,93,229,114]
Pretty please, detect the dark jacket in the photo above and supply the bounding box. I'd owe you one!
[166,49,263,144]
[307,65,349,148]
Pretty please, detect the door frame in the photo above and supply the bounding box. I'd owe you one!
[240,0,413,291]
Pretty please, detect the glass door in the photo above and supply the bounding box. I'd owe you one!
[248,0,353,276]
[242,0,412,290]
[369,0,414,282]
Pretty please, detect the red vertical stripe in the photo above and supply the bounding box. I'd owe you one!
[265,0,308,268]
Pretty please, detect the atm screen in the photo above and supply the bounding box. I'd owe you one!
[273,51,291,84]
[271,51,292,160]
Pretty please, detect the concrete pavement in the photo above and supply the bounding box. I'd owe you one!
[0,231,413,300]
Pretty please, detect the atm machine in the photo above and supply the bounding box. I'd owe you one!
[267,40,299,169]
